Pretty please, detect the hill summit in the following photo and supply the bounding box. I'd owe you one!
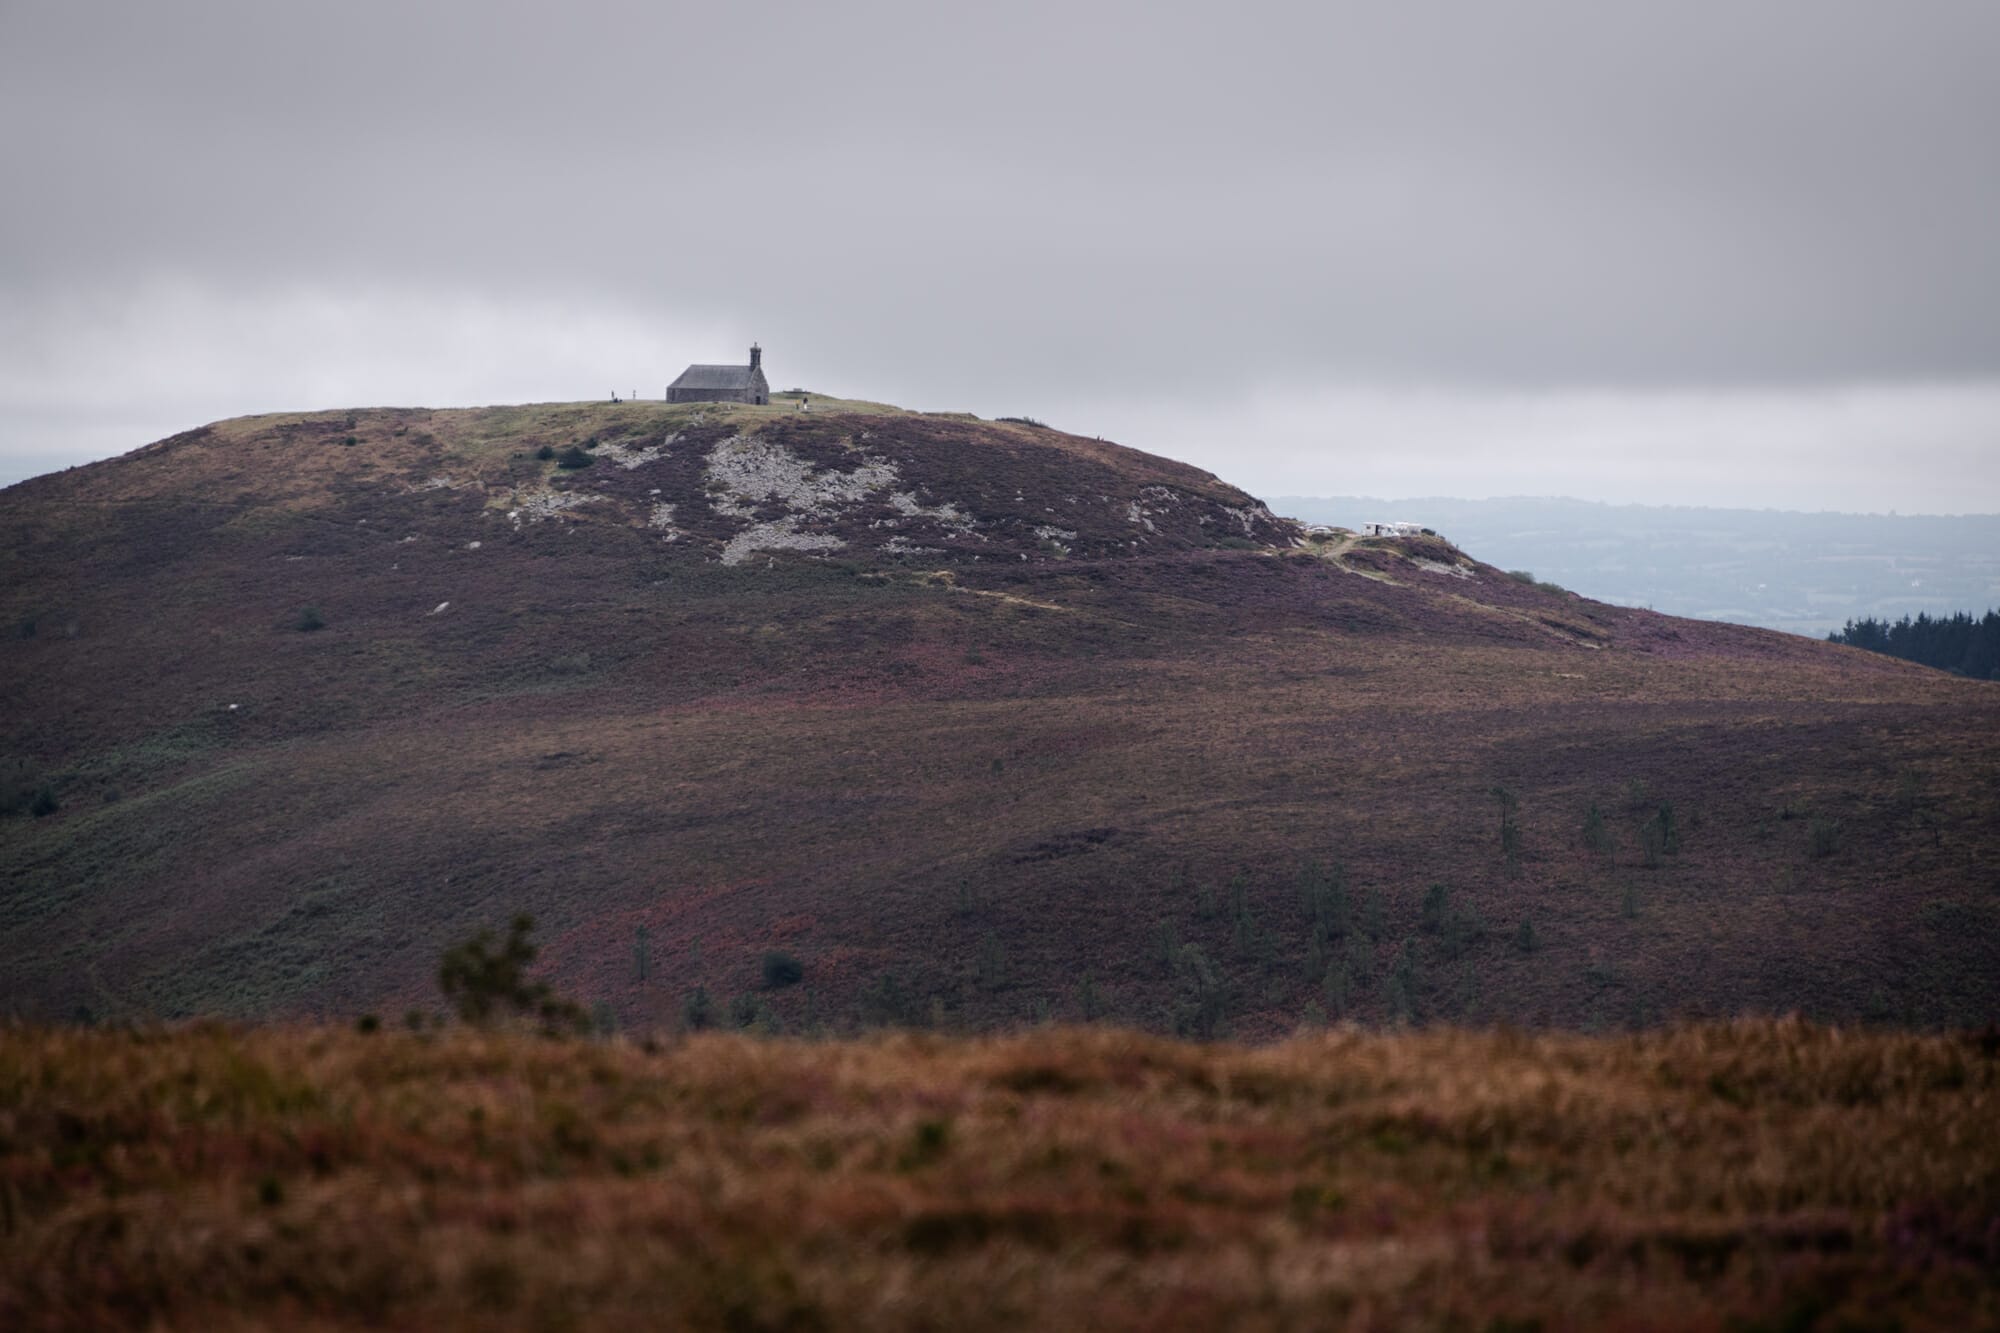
[2,396,1996,1034]
[37,395,1293,567]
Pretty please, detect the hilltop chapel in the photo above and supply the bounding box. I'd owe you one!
[667,344,770,405]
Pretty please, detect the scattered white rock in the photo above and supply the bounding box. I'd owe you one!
[1124,485,1186,534]
[888,490,975,533]
[1033,524,1077,542]
[881,536,941,555]
[721,518,846,566]
[594,437,670,470]
[430,601,451,615]
[648,502,681,541]
[466,540,481,550]
[1220,502,1275,537]
[1413,558,1475,580]
[705,436,898,516]
[508,491,601,525]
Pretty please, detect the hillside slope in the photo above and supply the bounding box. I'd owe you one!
[2,399,1996,1033]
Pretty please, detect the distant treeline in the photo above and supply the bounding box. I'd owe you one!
[1828,610,2000,679]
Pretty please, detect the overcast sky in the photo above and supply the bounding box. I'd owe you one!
[3,0,1997,511]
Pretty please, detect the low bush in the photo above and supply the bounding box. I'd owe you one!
[682,986,716,1031]
[1507,569,1570,595]
[728,993,769,1030]
[437,914,588,1034]
[762,950,805,989]
[1582,804,1614,857]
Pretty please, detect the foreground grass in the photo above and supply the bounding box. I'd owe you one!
[2,1022,1996,1330]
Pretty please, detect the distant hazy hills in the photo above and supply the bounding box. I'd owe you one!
[1273,496,2000,639]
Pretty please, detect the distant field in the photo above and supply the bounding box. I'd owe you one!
[1,1021,1994,1330]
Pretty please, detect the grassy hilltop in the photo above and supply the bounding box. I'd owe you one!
[1,398,1997,1034]
[1,1019,1996,1330]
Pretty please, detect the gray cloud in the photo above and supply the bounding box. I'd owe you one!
[3,1,1997,505]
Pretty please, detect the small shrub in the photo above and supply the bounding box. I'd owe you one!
[1359,888,1385,940]
[1440,902,1483,960]
[1076,974,1104,1022]
[293,606,326,633]
[1298,858,1350,936]
[534,444,555,461]
[996,416,1049,428]
[1506,569,1568,593]
[555,445,595,469]
[682,986,716,1030]
[1195,880,1221,921]
[762,950,805,989]
[1344,931,1372,984]
[1582,804,1614,856]
[1514,918,1537,953]
[1420,882,1450,934]
[1322,959,1350,1017]
[1168,943,1229,1039]
[1639,802,1680,868]
[437,914,588,1034]
[1383,942,1418,1025]
[1809,817,1842,859]
[28,785,58,818]
[1492,786,1522,860]
[728,993,765,1029]
[1640,821,1664,869]
[1649,802,1681,854]
[355,1013,381,1034]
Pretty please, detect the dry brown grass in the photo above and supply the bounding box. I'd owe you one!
[2,1021,1996,1330]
